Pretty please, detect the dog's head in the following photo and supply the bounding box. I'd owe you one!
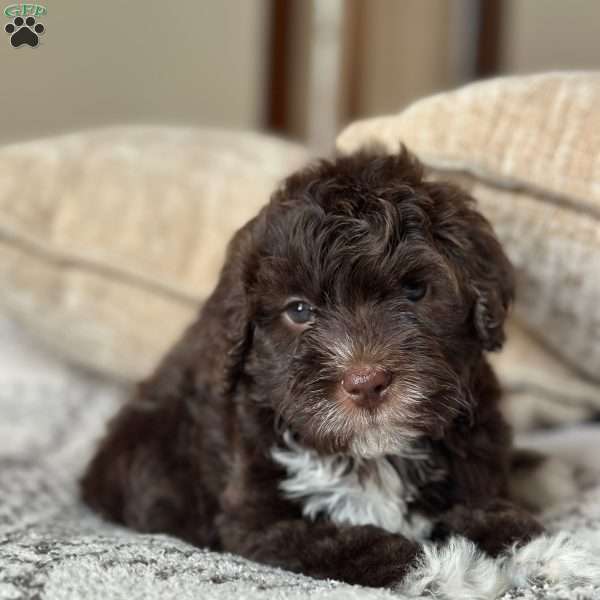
[212,148,513,457]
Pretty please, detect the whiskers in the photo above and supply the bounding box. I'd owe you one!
[275,337,471,457]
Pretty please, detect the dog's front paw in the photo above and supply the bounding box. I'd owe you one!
[333,526,421,587]
[397,536,511,598]
[434,501,543,557]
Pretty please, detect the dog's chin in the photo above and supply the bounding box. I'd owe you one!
[349,427,421,458]
[293,417,422,459]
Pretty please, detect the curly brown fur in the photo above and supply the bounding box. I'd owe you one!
[81,147,542,588]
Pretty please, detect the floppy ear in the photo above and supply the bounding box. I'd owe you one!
[468,219,515,351]
[212,214,264,394]
[138,210,265,404]
[429,183,515,352]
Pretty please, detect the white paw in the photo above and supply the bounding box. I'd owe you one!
[507,531,600,588]
[399,537,510,599]
[397,532,600,599]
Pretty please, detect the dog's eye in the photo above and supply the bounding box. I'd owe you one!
[283,301,316,327]
[403,280,428,302]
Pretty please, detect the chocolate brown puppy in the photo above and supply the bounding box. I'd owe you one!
[81,148,542,588]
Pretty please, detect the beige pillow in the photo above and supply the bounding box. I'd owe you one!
[337,72,600,385]
[492,319,600,432]
[0,126,310,381]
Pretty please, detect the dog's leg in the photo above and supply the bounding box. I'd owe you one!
[217,516,420,587]
[433,499,543,556]
[80,394,219,548]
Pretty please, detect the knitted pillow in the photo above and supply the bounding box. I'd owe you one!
[0,126,309,380]
[337,72,600,386]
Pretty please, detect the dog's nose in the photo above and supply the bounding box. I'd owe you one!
[341,366,392,408]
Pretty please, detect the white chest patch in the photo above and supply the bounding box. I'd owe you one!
[271,432,434,541]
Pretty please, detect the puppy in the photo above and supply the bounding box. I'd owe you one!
[82,148,542,588]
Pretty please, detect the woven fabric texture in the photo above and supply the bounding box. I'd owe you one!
[0,126,309,381]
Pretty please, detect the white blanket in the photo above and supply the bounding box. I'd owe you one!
[1,315,600,600]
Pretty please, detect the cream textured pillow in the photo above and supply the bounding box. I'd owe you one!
[337,72,600,384]
[491,319,600,432]
[0,127,310,381]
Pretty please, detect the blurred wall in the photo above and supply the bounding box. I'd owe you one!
[2,0,600,150]
[277,0,476,152]
[0,1,270,145]
[350,0,455,118]
[501,0,600,73]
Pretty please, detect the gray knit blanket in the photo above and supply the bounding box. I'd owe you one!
[1,316,600,600]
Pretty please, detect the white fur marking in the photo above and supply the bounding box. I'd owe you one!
[401,536,506,599]
[350,427,419,459]
[271,432,433,540]
[400,532,600,599]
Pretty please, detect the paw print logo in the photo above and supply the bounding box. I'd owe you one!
[5,16,45,47]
